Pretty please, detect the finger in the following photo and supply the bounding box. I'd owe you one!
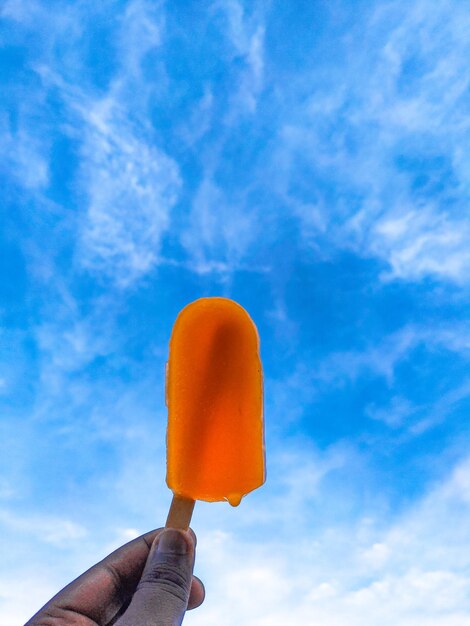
[188,575,205,610]
[114,528,196,626]
[25,528,203,626]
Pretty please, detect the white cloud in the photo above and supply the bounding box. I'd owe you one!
[371,207,470,284]
[6,435,470,626]
[318,323,470,386]
[178,86,214,147]
[0,509,87,545]
[5,0,469,288]
[0,0,43,23]
[77,95,181,285]
[37,310,112,375]
[181,173,262,274]
[273,324,470,437]
[213,0,266,115]
[69,0,180,285]
[277,0,470,284]
[186,453,470,625]
[177,2,269,273]
[0,574,59,626]
[0,479,15,500]
[366,395,416,428]
[24,0,179,287]
[409,379,470,435]
[117,0,163,79]
[0,115,49,190]
[360,541,391,568]
[3,4,470,625]
[318,326,417,385]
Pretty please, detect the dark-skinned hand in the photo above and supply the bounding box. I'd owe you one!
[24,527,205,626]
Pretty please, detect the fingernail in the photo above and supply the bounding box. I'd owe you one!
[157,529,189,555]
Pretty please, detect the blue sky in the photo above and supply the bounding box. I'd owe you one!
[1,0,470,623]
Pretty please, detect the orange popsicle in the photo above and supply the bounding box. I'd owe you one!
[165,297,265,527]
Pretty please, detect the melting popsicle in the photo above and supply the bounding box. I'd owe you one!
[165,297,265,529]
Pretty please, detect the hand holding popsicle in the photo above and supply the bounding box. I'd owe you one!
[25,297,264,626]
[25,527,205,626]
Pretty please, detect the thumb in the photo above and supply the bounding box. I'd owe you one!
[115,528,196,626]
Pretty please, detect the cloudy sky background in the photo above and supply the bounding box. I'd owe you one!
[1,0,470,624]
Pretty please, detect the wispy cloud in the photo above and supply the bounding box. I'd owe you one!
[0,117,49,190]
[365,380,470,434]
[276,323,470,438]
[9,443,470,625]
[3,0,470,287]
[177,86,214,147]
[366,395,416,428]
[2,2,470,625]
[1,0,45,24]
[213,0,266,116]
[273,0,470,285]
[187,453,470,625]
[116,0,164,80]
[0,574,59,626]
[0,509,87,545]
[2,0,180,287]
[178,0,268,273]
[371,207,470,284]
[76,95,181,285]
[40,0,179,286]
[181,173,263,275]
[408,379,470,435]
[318,323,470,386]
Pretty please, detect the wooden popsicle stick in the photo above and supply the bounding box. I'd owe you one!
[165,494,195,530]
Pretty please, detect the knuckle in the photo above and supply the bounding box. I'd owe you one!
[138,562,189,603]
[27,607,95,625]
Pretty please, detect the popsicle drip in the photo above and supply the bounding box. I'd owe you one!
[226,493,242,507]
